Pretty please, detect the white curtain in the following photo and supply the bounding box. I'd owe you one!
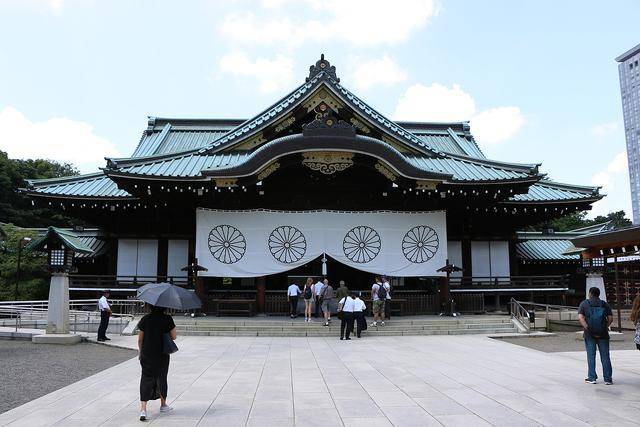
[167,240,189,278]
[195,209,447,278]
[116,239,158,279]
[471,240,510,278]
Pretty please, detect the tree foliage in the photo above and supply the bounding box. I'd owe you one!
[0,224,49,301]
[0,150,79,227]
[534,210,633,232]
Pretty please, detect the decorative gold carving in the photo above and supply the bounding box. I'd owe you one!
[214,178,237,188]
[349,117,371,134]
[375,162,397,182]
[302,151,354,175]
[257,162,280,181]
[234,133,266,151]
[415,180,439,191]
[302,89,344,112]
[274,116,296,133]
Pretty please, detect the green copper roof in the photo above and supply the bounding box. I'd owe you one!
[505,180,600,203]
[26,173,133,199]
[28,226,94,255]
[516,238,580,261]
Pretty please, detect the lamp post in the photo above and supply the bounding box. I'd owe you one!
[14,237,32,301]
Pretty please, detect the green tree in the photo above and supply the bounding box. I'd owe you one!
[0,224,48,301]
[533,210,633,232]
[0,150,79,227]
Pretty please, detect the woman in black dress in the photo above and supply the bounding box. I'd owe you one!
[137,305,176,421]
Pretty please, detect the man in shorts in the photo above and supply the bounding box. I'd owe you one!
[371,276,385,327]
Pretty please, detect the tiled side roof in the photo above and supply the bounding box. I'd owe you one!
[505,180,600,203]
[110,152,250,178]
[26,173,133,199]
[406,156,534,182]
[516,239,580,261]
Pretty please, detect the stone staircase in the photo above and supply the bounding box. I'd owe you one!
[173,315,517,337]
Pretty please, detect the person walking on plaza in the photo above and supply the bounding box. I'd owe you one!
[97,290,112,342]
[354,292,367,338]
[287,282,302,318]
[338,292,356,340]
[630,295,640,350]
[382,276,392,321]
[578,287,614,385]
[303,278,315,322]
[321,279,335,326]
[335,280,350,302]
[138,304,177,421]
[371,276,386,327]
[314,277,324,319]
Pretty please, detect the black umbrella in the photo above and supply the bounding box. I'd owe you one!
[137,282,202,310]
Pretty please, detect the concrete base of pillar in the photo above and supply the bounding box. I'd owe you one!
[46,273,70,334]
[32,334,82,345]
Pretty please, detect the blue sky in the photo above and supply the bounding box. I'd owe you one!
[0,0,637,217]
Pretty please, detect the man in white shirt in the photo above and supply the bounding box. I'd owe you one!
[314,278,324,318]
[338,293,356,340]
[97,290,111,341]
[353,293,367,338]
[287,283,302,318]
[371,277,385,327]
[382,276,392,321]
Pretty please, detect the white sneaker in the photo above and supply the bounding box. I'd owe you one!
[371,322,377,327]
[381,321,385,326]
[139,410,147,421]
[160,405,173,413]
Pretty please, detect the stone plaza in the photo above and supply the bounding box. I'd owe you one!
[1,334,639,426]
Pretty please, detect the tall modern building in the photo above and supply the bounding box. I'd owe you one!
[617,43,640,224]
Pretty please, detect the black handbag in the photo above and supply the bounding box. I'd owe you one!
[162,333,178,355]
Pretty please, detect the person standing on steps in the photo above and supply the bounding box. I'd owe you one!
[302,278,315,322]
[287,282,302,318]
[578,287,614,385]
[335,280,349,302]
[321,279,335,326]
[314,277,324,319]
[354,292,367,338]
[338,292,356,340]
[371,277,386,327]
[97,290,112,342]
[382,276,392,321]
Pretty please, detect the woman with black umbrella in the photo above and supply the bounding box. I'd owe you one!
[137,304,177,421]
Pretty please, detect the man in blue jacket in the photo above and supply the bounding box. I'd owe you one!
[578,287,614,385]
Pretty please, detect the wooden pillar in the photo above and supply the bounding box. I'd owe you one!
[494,294,500,311]
[195,276,205,311]
[614,256,622,332]
[256,276,266,313]
[438,276,451,314]
[157,238,168,281]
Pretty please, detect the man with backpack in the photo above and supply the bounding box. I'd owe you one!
[578,287,614,385]
[371,276,386,327]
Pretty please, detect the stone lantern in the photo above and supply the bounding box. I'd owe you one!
[28,227,93,344]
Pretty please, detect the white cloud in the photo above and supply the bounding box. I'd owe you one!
[393,83,476,122]
[218,52,295,94]
[0,106,119,173]
[348,55,408,91]
[218,0,437,47]
[589,151,632,217]
[393,83,525,144]
[592,121,619,137]
[471,107,525,145]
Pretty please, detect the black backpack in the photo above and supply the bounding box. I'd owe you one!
[586,300,608,337]
[304,286,313,299]
[377,283,387,300]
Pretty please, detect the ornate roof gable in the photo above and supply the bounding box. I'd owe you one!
[200,55,442,156]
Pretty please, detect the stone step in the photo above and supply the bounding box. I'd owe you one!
[173,318,512,327]
[175,322,514,332]
[177,327,517,337]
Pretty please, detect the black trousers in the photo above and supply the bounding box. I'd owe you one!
[315,295,322,317]
[98,310,110,339]
[340,312,354,338]
[354,312,367,337]
[384,300,391,320]
[289,296,299,317]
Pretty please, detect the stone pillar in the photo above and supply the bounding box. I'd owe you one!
[586,273,606,301]
[46,272,70,334]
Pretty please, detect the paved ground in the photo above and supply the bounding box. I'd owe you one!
[2,334,640,427]
[0,340,136,414]
[495,331,638,352]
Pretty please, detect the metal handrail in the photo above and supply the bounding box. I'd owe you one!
[509,298,531,332]
[511,300,580,326]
